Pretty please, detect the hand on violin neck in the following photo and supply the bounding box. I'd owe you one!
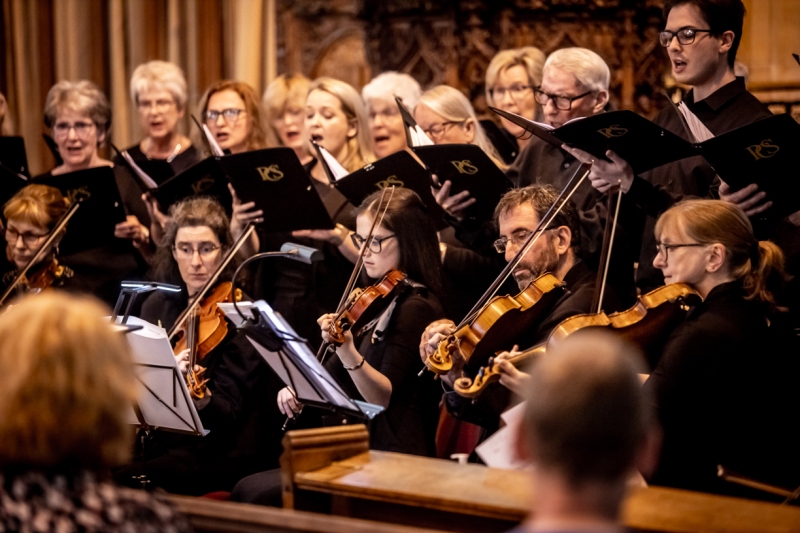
[174,349,190,375]
[318,312,354,348]
[494,346,531,396]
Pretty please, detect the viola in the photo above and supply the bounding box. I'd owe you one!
[173,282,242,399]
[328,269,407,346]
[426,273,565,375]
[454,282,702,399]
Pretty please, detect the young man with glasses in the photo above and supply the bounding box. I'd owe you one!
[421,186,618,435]
[567,0,778,295]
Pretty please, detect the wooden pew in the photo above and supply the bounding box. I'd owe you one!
[168,494,447,533]
[281,425,800,533]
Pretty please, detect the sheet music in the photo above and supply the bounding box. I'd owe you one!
[247,300,361,411]
[202,124,226,156]
[410,125,435,146]
[120,150,158,189]
[317,144,349,181]
[475,402,532,470]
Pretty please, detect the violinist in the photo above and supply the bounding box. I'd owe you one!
[1,185,85,297]
[643,199,800,497]
[421,185,617,433]
[281,188,445,455]
[114,197,282,496]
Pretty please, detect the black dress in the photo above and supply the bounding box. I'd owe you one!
[643,281,800,498]
[252,159,359,350]
[114,143,202,179]
[114,289,285,496]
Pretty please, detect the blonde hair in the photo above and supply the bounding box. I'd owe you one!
[44,80,111,144]
[417,85,507,170]
[655,199,789,310]
[196,80,267,154]
[0,292,137,469]
[0,92,12,136]
[3,184,70,232]
[543,48,610,95]
[485,47,546,115]
[263,73,310,149]
[130,60,188,110]
[308,77,375,172]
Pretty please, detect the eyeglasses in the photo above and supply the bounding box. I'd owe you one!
[52,121,96,139]
[173,243,221,259]
[368,108,401,121]
[204,108,247,124]
[350,233,396,254]
[138,98,176,113]
[5,227,48,246]
[655,242,706,260]
[533,88,592,111]
[659,28,712,47]
[422,121,465,142]
[490,84,534,101]
[494,228,559,254]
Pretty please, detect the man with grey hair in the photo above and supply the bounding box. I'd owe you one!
[508,330,660,533]
[361,71,422,159]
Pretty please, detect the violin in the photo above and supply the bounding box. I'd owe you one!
[455,282,702,398]
[328,269,407,346]
[425,162,592,376]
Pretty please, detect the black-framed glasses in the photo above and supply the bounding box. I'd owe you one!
[350,233,396,254]
[173,243,221,259]
[421,121,465,141]
[490,84,534,101]
[5,227,48,246]
[659,28,712,47]
[204,108,247,123]
[655,242,706,260]
[533,88,592,111]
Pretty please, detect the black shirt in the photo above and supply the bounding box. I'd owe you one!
[628,78,773,292]
[115,143,202,178]
[115,289,284,495]
[643,281,800,497]
[324,283,445,456]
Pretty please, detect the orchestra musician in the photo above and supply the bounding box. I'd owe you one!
[420,186,616,434]
[484,46,546,159]
[232,77,371,349]
[1,185,85,297]
[263,72,313,164]
[641,199,800,497]
[35,80,152,303]
[114,197,282,496]
[0,293,189,531]
[361,71,422,159]
[282,187,446,455]
[121,60,200,174]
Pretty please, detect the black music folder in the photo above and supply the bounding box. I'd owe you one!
[491,107,696,174]
[152,156,232,214]
[701,113,800,216]
[221,147,334,231]
[34,166,127,253]
[412,143,514,223]
[0,136,30,179]
[334,151,448,228]
[0,166,27,205]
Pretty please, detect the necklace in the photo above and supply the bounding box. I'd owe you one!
[144,137,182,163]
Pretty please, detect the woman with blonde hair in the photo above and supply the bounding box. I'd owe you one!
[263,72,312,164]
[485,46,546,155]
[0,292,189,530]
[121,60,200,173]
[644,199,799,497]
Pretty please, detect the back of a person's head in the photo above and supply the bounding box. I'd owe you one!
[523,331,650,487]
[0,292,137,471]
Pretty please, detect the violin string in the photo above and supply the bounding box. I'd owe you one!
[460,164,591,327]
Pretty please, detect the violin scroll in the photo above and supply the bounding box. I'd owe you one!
[187,367,209,399]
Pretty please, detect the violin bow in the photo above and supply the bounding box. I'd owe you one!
[316,186,396,361]
[458,162,592,328]
[167,223,256,338]
[0,199,82,306]
[591,183,624,314]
